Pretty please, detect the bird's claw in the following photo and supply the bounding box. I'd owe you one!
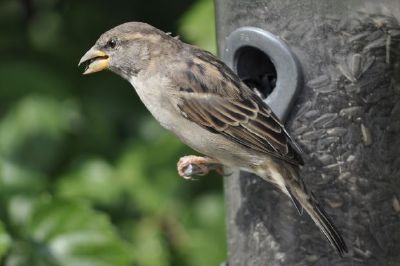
[177,155,223,180]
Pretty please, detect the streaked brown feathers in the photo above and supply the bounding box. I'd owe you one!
[174,49,303,166]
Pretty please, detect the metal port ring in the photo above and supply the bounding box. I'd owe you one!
[222,26,303,122]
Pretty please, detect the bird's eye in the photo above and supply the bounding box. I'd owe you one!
[106,39,117,49]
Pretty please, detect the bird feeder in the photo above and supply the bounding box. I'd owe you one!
[216,0,400,265]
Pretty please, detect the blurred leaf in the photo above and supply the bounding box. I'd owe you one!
[7,195,37,227]
[186,194,226,266]
[132,218,169,266]
[116,132,184,215]
[5,198,132,266]
[192,194,225,229]
[179,0,216,53]
[56,158,121,204]
[0,159,47,195]
[0,96,80,171]
[0,159,47,228]
[0,220,11,260]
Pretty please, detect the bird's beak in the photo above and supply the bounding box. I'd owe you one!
[78,47,110,75]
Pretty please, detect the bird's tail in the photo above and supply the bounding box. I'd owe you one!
[258,160,348,256]
[294,187,348,256]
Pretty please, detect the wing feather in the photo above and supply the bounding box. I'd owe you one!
[173,49,304,165]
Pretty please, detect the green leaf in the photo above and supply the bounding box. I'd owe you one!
[131,219,170,266]
[5,198,132,266]
[115,133,185,215]
[0,220,11,260]
[7,195,38,227]
[0,96,80,171]
[56,158,121,204]
[186,194,227,266]
[0,159,47,195]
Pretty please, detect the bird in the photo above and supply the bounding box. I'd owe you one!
[79,22,348,256]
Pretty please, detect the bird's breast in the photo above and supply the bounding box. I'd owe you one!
[128,74,262,169]
[129,74,179,130]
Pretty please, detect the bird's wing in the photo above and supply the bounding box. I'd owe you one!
[172,50,303,166]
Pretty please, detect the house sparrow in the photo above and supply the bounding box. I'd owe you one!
[79,22,347,256]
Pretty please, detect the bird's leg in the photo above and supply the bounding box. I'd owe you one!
[177,155,224,180]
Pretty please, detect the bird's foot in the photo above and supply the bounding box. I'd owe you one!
[177,155,224,180]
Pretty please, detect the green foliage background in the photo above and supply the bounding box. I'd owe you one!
[0,0,225,265]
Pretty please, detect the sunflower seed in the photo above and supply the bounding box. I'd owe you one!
[339,106,363,118]
[307,75,330,89]
[361,124,372,145]
[351,53,363,79]
[393,197,400,212]
[303,110,319,118]
[302,129,326,141]
[327,127,348,136]
[312,113,338,128]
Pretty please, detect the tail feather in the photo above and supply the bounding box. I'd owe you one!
[259,160,348,256]
[301,193,348,256]
[286,187,304,215]
[285,163,348,256]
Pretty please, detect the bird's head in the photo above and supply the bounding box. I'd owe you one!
[79,22,173,80]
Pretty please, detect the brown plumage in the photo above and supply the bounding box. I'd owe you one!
[79,22,348,256]
[173,49,304,166]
